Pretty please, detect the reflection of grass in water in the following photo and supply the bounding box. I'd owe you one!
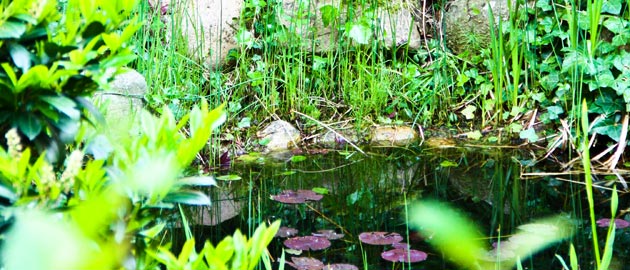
[408,200,574,270]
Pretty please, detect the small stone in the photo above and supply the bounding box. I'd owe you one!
[257,120,301,151]
[371,126,417,146]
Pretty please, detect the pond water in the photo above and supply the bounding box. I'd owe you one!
[178,144,630,269]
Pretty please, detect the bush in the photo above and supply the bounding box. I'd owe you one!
[0,0,140,162]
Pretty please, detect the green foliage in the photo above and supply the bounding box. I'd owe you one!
[148,220,281,270]
[0,0,140,161]
[408,200,575,270]
[0,101,280,270]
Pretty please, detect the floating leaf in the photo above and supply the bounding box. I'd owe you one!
[216,174,241,181]
[291,155,307,163]
[312,230,344,240]
[271,190,323,204]
[381,248,428,263]
[323,264,358,270]
[358,232,403,245]
[287,257,324,270]
[284,236,331,251]
[275,227,299,238]
[596,218,630,229]
[312,187,329,195]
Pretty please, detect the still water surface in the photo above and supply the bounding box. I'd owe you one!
[182,145,629,269]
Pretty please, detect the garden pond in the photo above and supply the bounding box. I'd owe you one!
[174,143,630,269]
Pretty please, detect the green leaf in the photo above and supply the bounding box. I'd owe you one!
[164,190,212,206]
[17,114,42,140]
[519,128,539,142]
[40,95,80,120]
[602,0,622,14]
[546,106,564,120]
[312,187,329,195]
[409,201,485,269]
[0,20,26,39]
[290,155,306,163]
[347,22,371,44]
[439,160,458,168]
[466,130,482,140]
[461,105,476,120]
[178,176,217,186]
[319,5,338,27]
[8,43,31,72]
[16,65,49,93]
[216,174,242,181]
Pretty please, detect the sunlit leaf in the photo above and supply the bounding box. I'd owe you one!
[164,190,211,205]
[216,174,242,181]
[178,176,217,186]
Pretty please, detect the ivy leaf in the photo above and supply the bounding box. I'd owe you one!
[320,5,338,27]
[546,106,564,120]
[466,130,482,140]
[461,105,476,120]
[591,116,623,141]
[602,0,622,15]
[519,128,539,142]
[347,21,371,44]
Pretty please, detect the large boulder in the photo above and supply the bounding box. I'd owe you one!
[279,0,423,51]
[443,0,510,55]
[93,69,147,125]
[257,120,301,152]
[150,0,242,68]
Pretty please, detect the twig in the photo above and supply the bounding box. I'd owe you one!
[292,110,367,156]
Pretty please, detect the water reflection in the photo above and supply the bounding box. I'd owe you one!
[176,145,626,269]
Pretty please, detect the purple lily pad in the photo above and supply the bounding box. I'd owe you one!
[392,242,410,250]
[284,236,331,251]
[276,226,299,238]
[596,218,630,229]
[323,263,359,270]
[359,232,403,245]
[271,190,323,204]
[287,257,324,270]
[381,248,428,263]
[312,230,344,240]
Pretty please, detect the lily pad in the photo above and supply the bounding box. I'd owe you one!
[215,174,242,181]
[381,248,428,263]
[287,257,325,270]
[323,263,359,270]
[271,190,324,204]
[596,218,630,229]
[359,232,403,245]
[312,230,344,240]
[284,236,331,251]
[275,226,299,238]
[392,242,410,249]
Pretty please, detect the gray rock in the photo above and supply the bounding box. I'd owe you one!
[93,69,147,125]
[150,0,242,68]
[316,129,359,148]
[257,120,301,151]
[280,0,422,52]
[444,0,511,55]
[371,125,417,146]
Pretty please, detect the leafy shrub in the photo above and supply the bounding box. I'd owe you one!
[0,0,140,161]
